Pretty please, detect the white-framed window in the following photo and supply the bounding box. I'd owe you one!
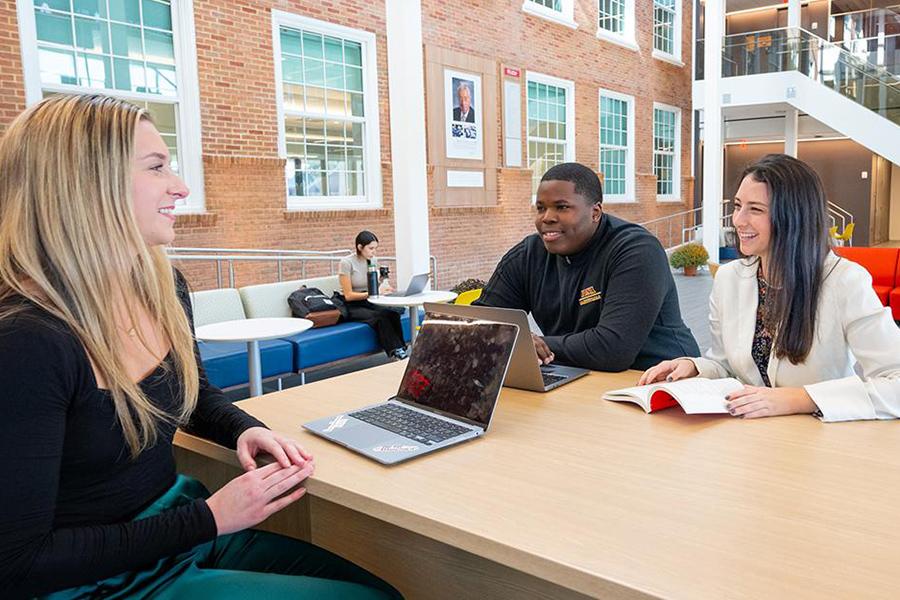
[652,102,681,201]
[16,0,205,213]
[598,89,634,202]
[521,0,577,29]
[526,72,575,196]
[596,0,637,50]
[652,0,682,64]
[272,11,382,211]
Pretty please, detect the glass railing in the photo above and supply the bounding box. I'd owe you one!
[720,27,900,127]
[831,6,900,76]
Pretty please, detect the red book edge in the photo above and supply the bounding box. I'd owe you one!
[649,390,679,412]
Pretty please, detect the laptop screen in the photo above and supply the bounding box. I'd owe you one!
[395,315,518,429]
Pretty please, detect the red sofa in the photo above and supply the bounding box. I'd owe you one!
[834,247,900,320]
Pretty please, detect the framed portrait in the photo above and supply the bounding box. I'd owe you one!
[444,68,483,160]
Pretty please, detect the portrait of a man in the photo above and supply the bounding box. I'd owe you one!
[452,79,475,123]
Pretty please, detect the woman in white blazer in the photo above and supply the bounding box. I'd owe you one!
[640,154,900,421]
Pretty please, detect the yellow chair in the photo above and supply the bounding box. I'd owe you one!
[455,288,483,305]
[831,222,855,246]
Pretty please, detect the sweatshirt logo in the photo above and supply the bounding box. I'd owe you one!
[578,286,602,306]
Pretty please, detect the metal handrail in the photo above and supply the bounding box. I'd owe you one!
[167,248,438,289]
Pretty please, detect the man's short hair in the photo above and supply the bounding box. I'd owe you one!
[540,162,603,206]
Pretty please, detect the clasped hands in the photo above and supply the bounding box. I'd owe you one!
[639,359,818,419]
[206,427,314,535]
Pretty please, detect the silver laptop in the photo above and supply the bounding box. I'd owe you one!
[303,315,519,465]
[423,303,589,392]
[383,272,429,297]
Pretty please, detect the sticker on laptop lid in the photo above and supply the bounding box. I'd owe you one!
[372,444,420,453]
[324,415,348,432]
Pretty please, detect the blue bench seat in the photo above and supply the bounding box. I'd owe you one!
[282,312,416,371]
[198,339,295,390]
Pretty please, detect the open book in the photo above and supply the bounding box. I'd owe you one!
[603,378,743,414]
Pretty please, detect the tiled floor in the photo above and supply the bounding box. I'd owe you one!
[226,268,716,401]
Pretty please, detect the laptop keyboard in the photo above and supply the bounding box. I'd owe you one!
[541,372,567,387]
[350,404,472,445]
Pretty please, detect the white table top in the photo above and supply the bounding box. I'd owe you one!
[367,290,458,307]
[195,317,313,343]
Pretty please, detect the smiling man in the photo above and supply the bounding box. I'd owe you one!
[475,162,699,372]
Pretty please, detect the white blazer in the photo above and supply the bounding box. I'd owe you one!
[690,252,900,422]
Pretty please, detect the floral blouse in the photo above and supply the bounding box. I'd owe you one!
[751,269,773,387]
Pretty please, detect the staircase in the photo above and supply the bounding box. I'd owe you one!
[706,27,900,166]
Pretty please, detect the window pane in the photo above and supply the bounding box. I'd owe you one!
[111,23,144,58]
[325,62,343,89]
[42,0,71,11]
[282,56,303,83]
[304,58,324,86]
[75,52,111,88]
[74,17,109,53]
[349,92,364,117]
[305,86,325,114]
[345,41,362,66]
[147,101,176,134]
[142,0,172,30]
[144,30,175,64]
[324,36,343,62]
[74,0,106,18]
[146,62,176,96]
[302,32,323,59]
[113,57,145,92]
[280,29,302,55]
[346,65,363,92]
[35,10,73,46]
[109,0,141,25]
[326,89,348,116]
[38,47,77,85]
[283,82,304,111]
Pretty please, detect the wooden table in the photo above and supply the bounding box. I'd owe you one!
[174,362,900,599]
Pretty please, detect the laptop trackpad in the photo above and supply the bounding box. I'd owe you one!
[318,414,423,449]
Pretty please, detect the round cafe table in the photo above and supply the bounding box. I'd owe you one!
[195,317,312,397]
[368,290,458,345]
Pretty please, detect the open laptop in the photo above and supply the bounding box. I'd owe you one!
[383,272,430,297]
[423,303,589,392]
[303,315,519,465]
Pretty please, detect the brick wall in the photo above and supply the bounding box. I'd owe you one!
[0,0,694,290]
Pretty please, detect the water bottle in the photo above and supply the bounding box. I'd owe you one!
[366,262,379,297]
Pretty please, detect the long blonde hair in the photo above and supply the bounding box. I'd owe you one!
[0,94,199,456]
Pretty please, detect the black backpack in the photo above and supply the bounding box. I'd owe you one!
[288,287,344,327]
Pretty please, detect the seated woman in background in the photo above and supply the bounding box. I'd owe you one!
[640,154,900,421]
[338,231,408,360]
[0,95,400,599]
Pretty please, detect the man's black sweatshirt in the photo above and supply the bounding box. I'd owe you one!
[475,213,700,372]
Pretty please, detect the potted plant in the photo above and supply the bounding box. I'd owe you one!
[669,242,709,277]
[451,278,486,304]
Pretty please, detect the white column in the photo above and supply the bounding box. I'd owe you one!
[787,0,801,29]
[701,0,724,262]
[784,107,799,157]
[385,0,431,289]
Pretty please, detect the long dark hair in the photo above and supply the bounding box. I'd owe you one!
[739,154,830,364]
[354,230,378,255]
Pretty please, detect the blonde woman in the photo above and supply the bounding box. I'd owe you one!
[0,95,399,599]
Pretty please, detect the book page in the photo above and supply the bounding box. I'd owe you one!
[604,378,743,414]
[657,378,743,414]
[602,385,652,412]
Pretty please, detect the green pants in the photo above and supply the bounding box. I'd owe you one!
[43,475,402,599]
